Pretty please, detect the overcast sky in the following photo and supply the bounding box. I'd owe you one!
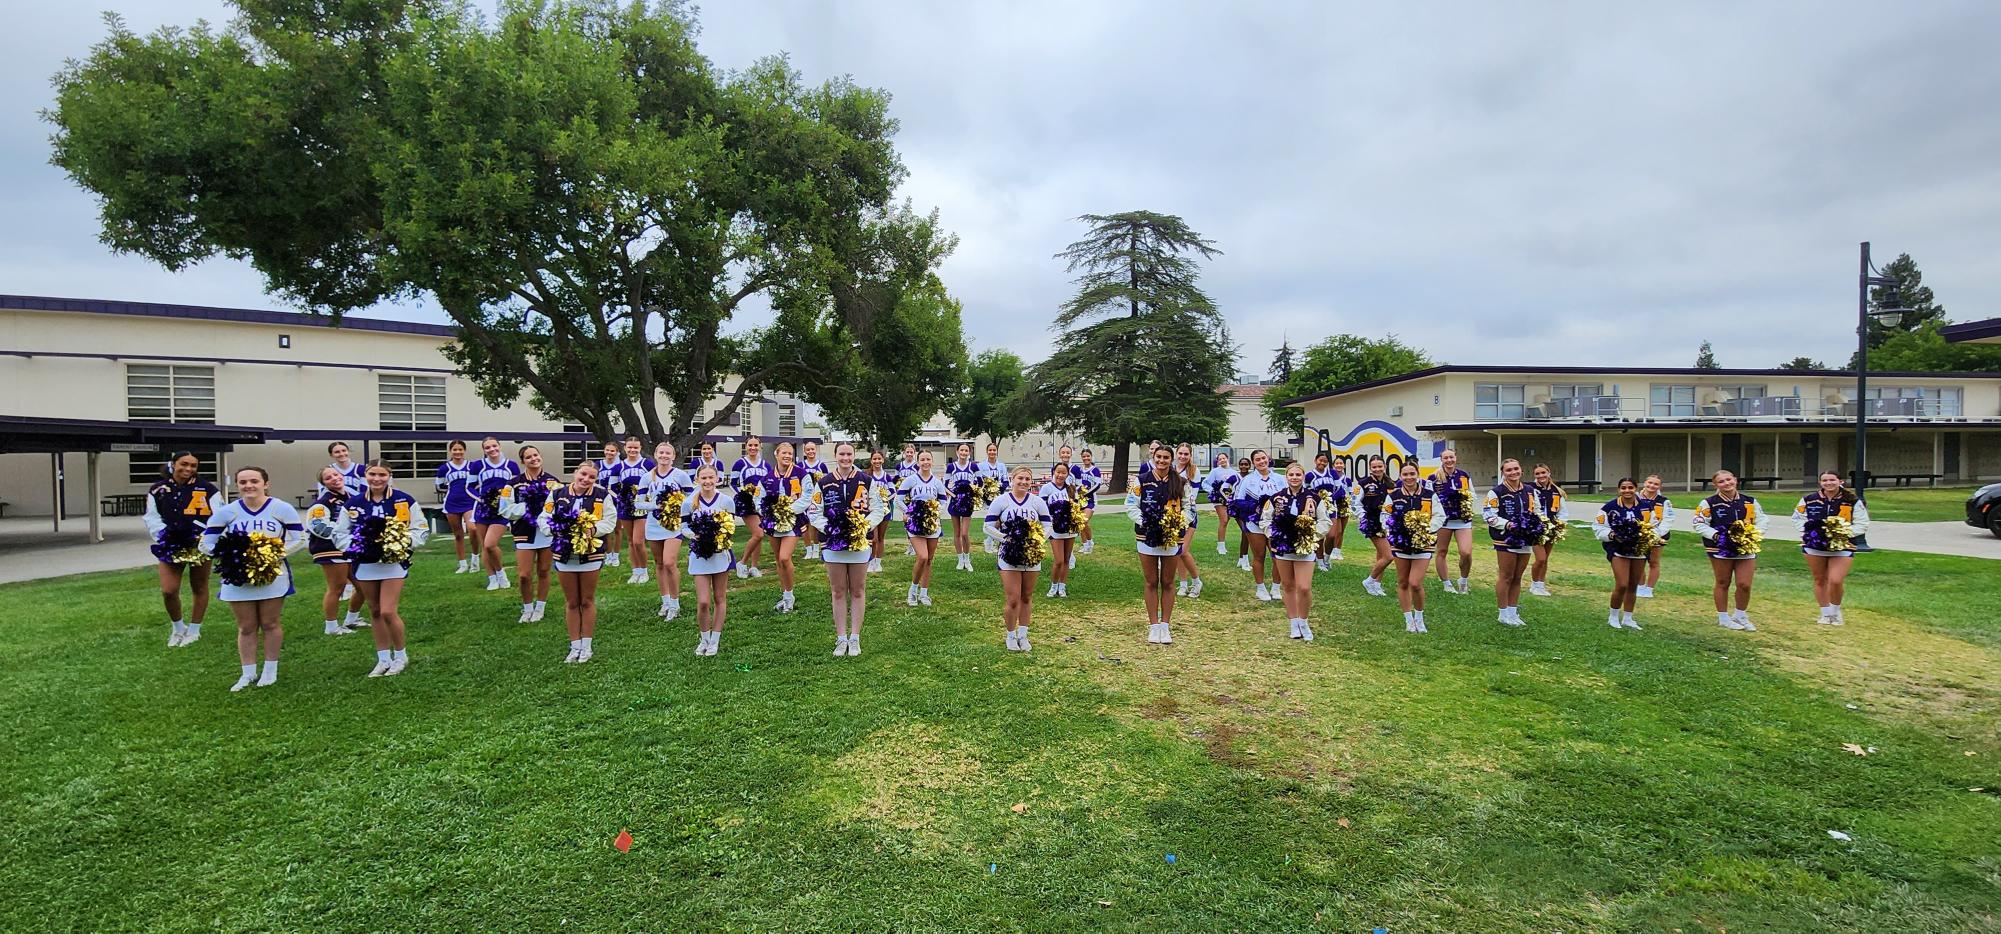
[4,1,1998,375]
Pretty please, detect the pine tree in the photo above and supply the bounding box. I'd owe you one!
[1850,253,1948,368]
[1017,212,1236,490]
[1694,341,1721,369]
[1269,340,1296,383]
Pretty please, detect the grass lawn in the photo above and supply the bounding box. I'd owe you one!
[3,521,1998,931]
[1852,485,1990,524]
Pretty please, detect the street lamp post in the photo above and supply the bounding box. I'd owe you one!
[1851,241,1911,538]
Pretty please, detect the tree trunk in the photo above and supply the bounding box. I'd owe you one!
[1109,440,1130,494]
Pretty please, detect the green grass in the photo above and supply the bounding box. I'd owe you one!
[3,522,1999,931]
[1852,485,1989,524]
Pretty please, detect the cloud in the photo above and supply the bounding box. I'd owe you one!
[5,0,1998,373]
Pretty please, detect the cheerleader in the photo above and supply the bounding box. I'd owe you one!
[988,465,1054,651]
[1203,452,1239,556]
[305,467,366,635]
[1482,458,1545,627]
[730,437,771,579]
[1527,464,1567,597]
[1311,454,1353,569]
[550,461,620,663]
[1383,463,1438,633]
[144,452,219,648]
[1054,445,1082,571]
[800,439,828,560]
[761,442,811,613]
[900,449,949,605]
[612,435,654,584]
[499,446,561,623]
[1593,478,1652,631]
[433,440,479,574]
[1129,446,1191,644]
[682,464,737,655]
[946,442,980,572]
[1267,462,1330,642]
[470,436,522,591]
[199,466,305,691]
[636,441,694,620]
[1794,471,1870,625]
[321,441,366,496]
[896,442,920,557]
[866,449,894,573]
[810,442,887,656]
[594,441,622,571]
[1040,461,1083,598]
[1636,475,1676,598]
[688,441,726,479]
[1232,450,1285,602]
[1173,443,1205,598]
[1355,456,1395,597]
[1075,448,1104,554]
[1694,469,1769,631]
[1232,455,1254,569]
[333,461,427,676]
[1428,447,1477,595]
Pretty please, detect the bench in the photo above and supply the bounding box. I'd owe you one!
[1568,480,1603,494]
[1864,472,1943,488]
[100,494,147,517]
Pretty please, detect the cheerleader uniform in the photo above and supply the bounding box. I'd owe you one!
[319,461,366,499]
[681,492,738,577]
[549,484,619,573]
[639,465,696,541]
[304,488,352,565]
[1129,471,1194,558]
[945,458,980,519]
[1040,479,1081,541]
[341,489,427,582]
[610,456,654,522]
[761,464,812,538]
[901,470,949,539]
[1483,482,1544,555]
[433,458,478,516]
[1594,500,1650,561]
[1639,495,1676,543]
[1384,487,1436,561]
[200,499,306,601]
[145,477,221,564]
[977,457,1009,488]
[1204,465,1241,508]
[731,455,771,520]
[1266,487,1326,562]
[502,472,563,550]
[1694,493,1767,560]
[986,490,1053,571]
[1794,490,1870,559]
[471,456,523,527]
[1427,467,1476,530]
[687,456,727,480]
[1354,473,1394,540]
[1233,469,1286,536]
[1074,463,1104,510]
[1531,482,1568,530]
[812,471,885,565]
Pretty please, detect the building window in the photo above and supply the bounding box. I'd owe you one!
[563,424,590,472]
[1715,384,1767,399]
[127,451,221,486]
[1549,383,1604,400]
[1650,384,1697,418]
[377,442,454,482]
[378,374,447,430]
[777,402,798,437]
[740,399,756,434]
[126,364,216,424]
[1475,384,1526,420]
[1847,385,1964,417]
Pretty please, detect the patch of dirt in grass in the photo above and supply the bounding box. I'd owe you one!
[812,722,985,850]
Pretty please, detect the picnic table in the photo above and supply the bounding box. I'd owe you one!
[1863,472,1943,488]
[1699,476,1781,491]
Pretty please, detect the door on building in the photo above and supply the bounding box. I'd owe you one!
[1944,432,1961,481]
[1801,434,1820,479]
[1721,434,1743,475]
[1576,434,1597,484]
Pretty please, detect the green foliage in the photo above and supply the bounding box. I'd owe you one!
[1866,253,1947,349]
[795,273,970,449]
[1269,340,1295,383]
[1867,320,2001,373]
[1694,340,1721,369]
[1778,356,1828,371]
[47,0,957,443]
[1021,212,1235,487]
[947,349,1029,444]
[1262,334,1434,434]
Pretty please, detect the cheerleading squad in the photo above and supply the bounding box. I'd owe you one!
[145,438,1869,691]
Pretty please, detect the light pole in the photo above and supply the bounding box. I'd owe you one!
[1851,241,1911,530]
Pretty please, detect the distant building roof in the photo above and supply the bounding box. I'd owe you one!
[0,294,458,339]
[1280,364,2001,408]
[1220,383,1272,399]
[1942,318,2001,345]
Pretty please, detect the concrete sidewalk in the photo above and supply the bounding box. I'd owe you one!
[0,516,160,584]
[1557,497,2001,560]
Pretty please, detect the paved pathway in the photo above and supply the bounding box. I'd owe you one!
[1558,496,2001,560]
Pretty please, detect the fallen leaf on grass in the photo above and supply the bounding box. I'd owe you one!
[1011,802,1029,815]
[1841,743,1870,757]
[613,829,633,852]
[1966,751,1978,757]
[1827,830,1852,841]
[1096,900,1113,908]
[1336,817,1352,829]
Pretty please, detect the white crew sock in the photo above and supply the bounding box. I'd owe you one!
[377,649,392,663]
[919,587,930,599]
[325,619,339,632]
[1456,577,1468,591]
[241,663,257,678]
[258,661,278,683]
[346,610,364,626]
[392,649,407,662]
[185,624,200,639]
[1718,612,1733,625]
[580,637,593,652]
[1404,611,1414,625]
[1414,611,1424,625]
[1621,611,1635,627]
[1820,605,1834,618]
[1608,609,1622,626]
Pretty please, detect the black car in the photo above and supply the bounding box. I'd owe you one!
[1967,483,2001,538]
